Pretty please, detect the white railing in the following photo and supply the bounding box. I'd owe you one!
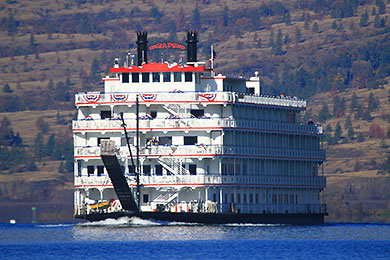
[75,91,305,109]
[73,118,323,135]
[74,145,325,160]
[236,93,306,108]
[220,203,327,214]
[74,174,326,188]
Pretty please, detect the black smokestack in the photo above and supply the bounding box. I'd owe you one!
[186,31,198,63]
[136,31,148,66]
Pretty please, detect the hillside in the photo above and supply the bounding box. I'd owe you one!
[0,0,390,223]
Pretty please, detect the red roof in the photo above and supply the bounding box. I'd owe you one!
[110,62,206,73]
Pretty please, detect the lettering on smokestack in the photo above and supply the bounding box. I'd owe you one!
[186,31,198,63]
[137,31,148,66]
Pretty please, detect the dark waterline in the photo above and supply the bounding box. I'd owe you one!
[0,218,390,260]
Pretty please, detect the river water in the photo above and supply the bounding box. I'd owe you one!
[1,217,389,259]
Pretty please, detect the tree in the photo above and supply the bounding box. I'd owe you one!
[370,123,385,138]
[48,78,54,90]
[284,11,291,25]
[176,7,186,31]
[332,20,337,29]
[374,14,381,28]
[312,22,319,33]
[377,154,390,175]
[334,122,342,141]
[350,93,358,112]
[29,32,36,47]
[7,12,18,36]
[222,6,229,27]
[150,6,164,24]
[33,132,45,161]
[191,5,201,31]
[272,29,283,55]
[344,115,352,129]
[368,92,379,112]
[91,58,100,82]
[268,30,274,47]
[347,126,355,139]
[359,11,369,27]
[293,27,301,44]
[318,104,330,122]
[3,83,13,93]
[377,0,386,14]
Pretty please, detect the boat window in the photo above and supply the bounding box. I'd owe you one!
[249,194,253,203]
[213,193,217,202]
[142,72,150,82]
[231,194,234,203]
[121,136,134,146]
[100,110,112,119]
[143,165,151,175]
[255,193,259,203]
[189,164,197,175]
[97,165,104,176]
[152,72,160,82]
[98,137,110,146]
[128,165,135,175]
[122,73,129,83]
[143,194,149,203]
[237,194,241,203]
[159,136,172,145]
[174,72,181,82]
[190,109,204,118]
[155,165,163,176]
[184,136,197,145]
[184,72,192,82]
[87,166,94,177]
[163,72,171,82]
[132,73,139,83]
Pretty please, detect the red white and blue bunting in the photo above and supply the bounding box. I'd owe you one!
[111,94,128,102]
[83,94,101,103]
[198,93,217,102]
[140,93,157,102]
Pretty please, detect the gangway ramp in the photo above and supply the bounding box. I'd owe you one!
[100,139,138,212]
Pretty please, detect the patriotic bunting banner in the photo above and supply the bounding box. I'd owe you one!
[198,93,217,102]
[111,94,128,102]
[83,94,101,103]
[140,93,157,102]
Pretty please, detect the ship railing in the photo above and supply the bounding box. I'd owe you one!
[75,174,326,188]
[74,145,325,160]
[75,91,306,109]
[219,203,327,214]
[75,92,234,106]
[234,93,306,108]
[73,118,323,135]
[137,175,326,187]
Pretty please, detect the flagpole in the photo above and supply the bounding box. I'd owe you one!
[211,44,215,77]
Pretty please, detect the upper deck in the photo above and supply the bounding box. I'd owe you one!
[75,91,306,110]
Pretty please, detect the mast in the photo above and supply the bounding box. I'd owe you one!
[136,94,140,208]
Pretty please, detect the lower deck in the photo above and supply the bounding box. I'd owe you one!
[75,211,326,225]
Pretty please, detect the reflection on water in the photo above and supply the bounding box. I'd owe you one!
[68,217,390,242]
[1,217,390,244]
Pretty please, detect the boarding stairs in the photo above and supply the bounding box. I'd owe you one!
[100,140,138,212]
[154,191,179,204]
[158,157,189,175]
[163,104,191,119]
